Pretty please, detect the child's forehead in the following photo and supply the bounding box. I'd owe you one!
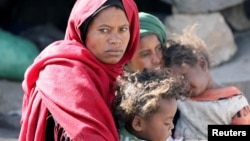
[149,98,177,118]
[169,63,191,71]
[170,63,202,77]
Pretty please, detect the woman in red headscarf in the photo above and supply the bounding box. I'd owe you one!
[18,0,139,140]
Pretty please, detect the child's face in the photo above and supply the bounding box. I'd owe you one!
[170,63,209,97]
[86,7,130,64]
[126,34,163,71]
[140,98,177,141]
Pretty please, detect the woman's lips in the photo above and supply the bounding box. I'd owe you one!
[106,49,123,56]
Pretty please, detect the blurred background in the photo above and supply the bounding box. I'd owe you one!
[0,0,250,140]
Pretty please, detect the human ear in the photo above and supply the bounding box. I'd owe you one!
[132,116,144,132]
[198,56,208,71]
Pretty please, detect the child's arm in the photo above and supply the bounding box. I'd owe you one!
[231,105,250,124]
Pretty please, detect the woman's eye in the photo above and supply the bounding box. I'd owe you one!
[156,46,163,54]
[120,27,128,32]
[99,28,108,33]
[156,46,162,51]
[140,51,150,57]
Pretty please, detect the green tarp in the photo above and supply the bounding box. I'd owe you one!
[0,29,39,81]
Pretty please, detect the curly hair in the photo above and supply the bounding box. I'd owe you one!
[112,69,190,127]
[163,24,211,68]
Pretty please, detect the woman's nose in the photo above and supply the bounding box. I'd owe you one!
[108,33,122,44]
[152,53,162,64]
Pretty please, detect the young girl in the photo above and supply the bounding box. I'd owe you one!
[112,69,190,141]
[163,25,250,140]
[18,0,140,140]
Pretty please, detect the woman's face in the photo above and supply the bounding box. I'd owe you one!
[126,34,163,71]
[86,6,130,64]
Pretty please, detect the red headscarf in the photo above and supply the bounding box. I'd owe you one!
[18,0,139,140]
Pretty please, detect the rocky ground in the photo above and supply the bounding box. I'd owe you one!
[210,30,250,100]
[0,80,22,140]
[0,30,249,141]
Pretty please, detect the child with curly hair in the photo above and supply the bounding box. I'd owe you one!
[112,69,190,141]
[163,24,250,140]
